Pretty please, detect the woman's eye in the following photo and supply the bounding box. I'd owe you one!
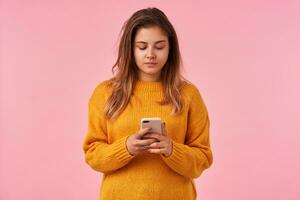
[137,47,164,50]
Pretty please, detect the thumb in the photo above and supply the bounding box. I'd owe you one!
[161,122,167,136]
[136,127,151,138]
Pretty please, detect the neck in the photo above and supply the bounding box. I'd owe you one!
[138,73,161,82]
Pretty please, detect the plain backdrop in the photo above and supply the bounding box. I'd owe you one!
[1,0,300,199]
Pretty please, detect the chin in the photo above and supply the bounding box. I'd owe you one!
[144,70,161,75]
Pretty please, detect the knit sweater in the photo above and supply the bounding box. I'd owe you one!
[82,79,213,200]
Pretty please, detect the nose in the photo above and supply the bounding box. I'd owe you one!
[146,47,156,59]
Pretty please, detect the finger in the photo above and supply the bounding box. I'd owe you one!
[148,141,165,149]
[136,138,157,146]
[136,127,152,138]
[132,145,149,152]
[161,122,167,136]
[142,132,161,140]
[147,148,163,154]
[142,133,163,141]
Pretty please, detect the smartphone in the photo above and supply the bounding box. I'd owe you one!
[140,117,162,134]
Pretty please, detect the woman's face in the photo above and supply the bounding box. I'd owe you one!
[133,26,169,81]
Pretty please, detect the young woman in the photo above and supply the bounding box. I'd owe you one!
[82,7,213,200]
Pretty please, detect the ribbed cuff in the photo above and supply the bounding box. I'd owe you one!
[112,135,135,163]
[160,140,185,163]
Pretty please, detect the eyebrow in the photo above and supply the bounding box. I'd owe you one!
[135,40,167,44]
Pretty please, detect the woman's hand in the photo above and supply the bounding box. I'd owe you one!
[126,127,157,156]
[143,122,173,157]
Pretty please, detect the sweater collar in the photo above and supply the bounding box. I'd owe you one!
[134,79,163,92]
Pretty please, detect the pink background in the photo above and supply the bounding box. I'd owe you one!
[1,1,300,199]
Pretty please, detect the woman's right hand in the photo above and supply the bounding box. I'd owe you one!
[126,127,157,156]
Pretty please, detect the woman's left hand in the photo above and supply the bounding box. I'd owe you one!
[142,122,173,157]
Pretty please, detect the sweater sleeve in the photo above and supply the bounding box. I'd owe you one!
[82,83,134,173]
[161,86,213,179]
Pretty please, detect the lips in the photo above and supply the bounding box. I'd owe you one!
[145,62,158,64]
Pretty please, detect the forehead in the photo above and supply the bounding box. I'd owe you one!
[134,26,168,43]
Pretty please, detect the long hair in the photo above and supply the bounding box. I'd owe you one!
[104,7,188,120]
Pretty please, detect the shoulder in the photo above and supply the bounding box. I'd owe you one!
[94,79,114,92]
[180,80,208,111]
[180,80,203,100]
[89,79,114,104]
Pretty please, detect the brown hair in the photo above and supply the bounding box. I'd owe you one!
[105,7,188,120]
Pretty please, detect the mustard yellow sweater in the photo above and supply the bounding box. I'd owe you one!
[82,79,213,200]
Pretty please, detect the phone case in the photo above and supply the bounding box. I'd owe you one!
[140,118,162,134]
